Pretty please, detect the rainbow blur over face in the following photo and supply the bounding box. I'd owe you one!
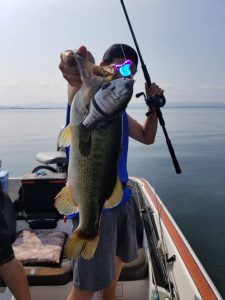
[114,59,133,77]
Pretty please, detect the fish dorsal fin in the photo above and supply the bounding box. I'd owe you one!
[59,125,72,147]
[54,184,78,215]
[104,176,123,209]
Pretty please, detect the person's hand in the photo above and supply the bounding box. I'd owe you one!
[59,46,89,89]
[145,83,164,115]
[145,82,164,98]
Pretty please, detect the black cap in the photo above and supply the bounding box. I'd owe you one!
[102,44,138,67]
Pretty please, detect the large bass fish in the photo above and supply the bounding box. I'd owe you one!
[55,49,134,260]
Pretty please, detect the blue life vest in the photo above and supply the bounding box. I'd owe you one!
[65,103,71,161]
[65,104,131,219]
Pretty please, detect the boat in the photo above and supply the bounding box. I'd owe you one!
[0,151,222,300]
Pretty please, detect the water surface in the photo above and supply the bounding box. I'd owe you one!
[1,107,224,296]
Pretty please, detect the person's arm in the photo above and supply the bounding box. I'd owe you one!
[128,110,158,145]
[0,258,31,300]
[128,83,163,145]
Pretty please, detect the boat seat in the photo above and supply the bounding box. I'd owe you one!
[35,151,67,165]
[0,181,147,287]
[0,185,73,288]
[0,258,72,287]
[0,245,148,287]
[0,228,73,287]
[24,258,72,286]
[119,248,148,281]
[24,247,148,285]
[0,249,147,287]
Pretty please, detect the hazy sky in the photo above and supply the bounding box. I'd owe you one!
[0,0,225,106]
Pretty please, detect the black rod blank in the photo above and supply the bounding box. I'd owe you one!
[120,0,181,174]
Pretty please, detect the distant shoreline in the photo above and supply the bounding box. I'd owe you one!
[0,105,225,110]
[0,107,65,110]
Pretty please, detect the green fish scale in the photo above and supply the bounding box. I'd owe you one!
[68,117,122,235]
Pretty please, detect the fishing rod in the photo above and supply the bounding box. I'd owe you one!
[120,0,181,174]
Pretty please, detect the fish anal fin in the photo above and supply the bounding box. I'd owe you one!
[64,230,100,260]
[54,185,78,215]
[104,176,123,209]
[59,125,72,147]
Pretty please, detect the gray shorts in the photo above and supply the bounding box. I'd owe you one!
[71,197,139,291]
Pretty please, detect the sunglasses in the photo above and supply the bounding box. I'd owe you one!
[114,59,133,77]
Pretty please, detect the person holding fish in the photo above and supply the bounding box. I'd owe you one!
[58,43,164,300]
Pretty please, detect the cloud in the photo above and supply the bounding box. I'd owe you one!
[0,83,21,89]
[160,83,174,90]
[0,82,61,89]
[198,85,225,91]
[38,83,60,88]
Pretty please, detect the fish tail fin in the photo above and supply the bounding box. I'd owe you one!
[54,185,78,215]
[104,176,123,209]
[59,125,72,147]
[64,230,100,260]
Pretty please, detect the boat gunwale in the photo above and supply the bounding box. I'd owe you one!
[133,176,222,300]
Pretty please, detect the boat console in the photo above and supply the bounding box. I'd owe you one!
[35,151,67,166]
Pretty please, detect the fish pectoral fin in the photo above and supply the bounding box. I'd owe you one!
[78,123,92,156]
[64,230,100,260]
[104,176,123,209]
[54,185,78,215]
[59,125,72,147]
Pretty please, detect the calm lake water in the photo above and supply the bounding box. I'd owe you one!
[1,107,225,297]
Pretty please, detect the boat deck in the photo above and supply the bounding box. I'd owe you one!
[0,176,222,300]
[1,177,150,300]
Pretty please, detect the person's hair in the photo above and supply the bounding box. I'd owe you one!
[102,44,138,67]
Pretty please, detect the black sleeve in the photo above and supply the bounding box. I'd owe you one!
[0,209,15,265]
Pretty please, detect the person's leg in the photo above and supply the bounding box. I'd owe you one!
[0,258,31,300]
[67,210,118,300]
[66,256,123,300]
[66,287,94,300]
[101,256,123,300]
